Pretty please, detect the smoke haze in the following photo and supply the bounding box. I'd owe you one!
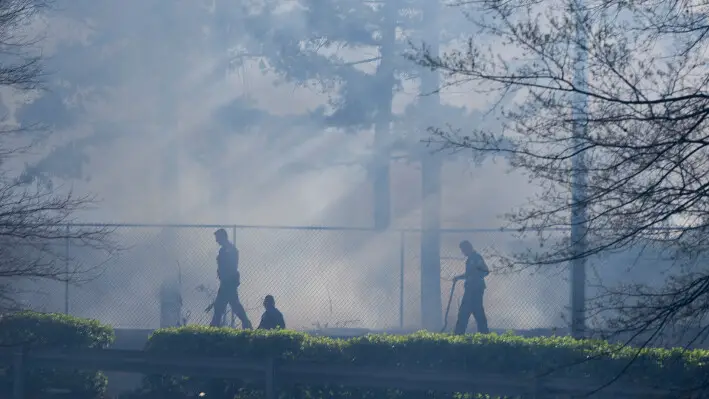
[7,0,661,333]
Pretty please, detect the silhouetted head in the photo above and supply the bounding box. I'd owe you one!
[214,228,229,246]
[459,240,474,257]
[263,295,275,309]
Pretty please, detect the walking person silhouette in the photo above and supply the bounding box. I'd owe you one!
[209,228,252,329]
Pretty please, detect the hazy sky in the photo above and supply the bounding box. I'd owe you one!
[7,0,538,229]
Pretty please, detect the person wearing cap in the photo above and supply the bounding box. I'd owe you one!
[209,228,252,328]
[257,295,286,330]
[452,240,490,334]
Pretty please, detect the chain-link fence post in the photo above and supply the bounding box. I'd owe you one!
[64,224,70,315]
[399,230,405,329]
[232,225,238,328]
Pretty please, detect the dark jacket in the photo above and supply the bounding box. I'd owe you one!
[258,307,285,330]
[217,242,240,284]
[464,252,489,290]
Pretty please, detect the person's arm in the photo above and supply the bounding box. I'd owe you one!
[479,256,490,277]
[453,257,470,282]
[277,313,286,330]
[233,248,241,285]
[219,247,240,281]
[257,313,266,329]
[454,254,487,281]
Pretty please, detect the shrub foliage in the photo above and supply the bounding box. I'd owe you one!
[141,326,709,398]
[0,311,114,399]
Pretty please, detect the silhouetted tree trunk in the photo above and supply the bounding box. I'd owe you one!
[372,0,398,231]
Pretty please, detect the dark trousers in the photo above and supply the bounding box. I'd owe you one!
[454,287,489,335]
[210,280,252,328]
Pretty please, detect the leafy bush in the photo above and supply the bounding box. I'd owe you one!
[140,326,709,398]
[0,311,115,399]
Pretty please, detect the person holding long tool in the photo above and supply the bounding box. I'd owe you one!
[453,240,490,334]
[209,228,252,328]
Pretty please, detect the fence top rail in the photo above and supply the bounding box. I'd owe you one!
[61,223,379,231]
[56,223,690,234]
[58,223,536,233]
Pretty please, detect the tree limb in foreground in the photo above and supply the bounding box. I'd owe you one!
[0,0,119,310]
[408,0,709,389]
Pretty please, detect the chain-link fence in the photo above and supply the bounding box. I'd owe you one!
[403,230,569,332]
[25,224,571,332]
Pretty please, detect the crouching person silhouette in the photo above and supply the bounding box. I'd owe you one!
[258,295,285,330]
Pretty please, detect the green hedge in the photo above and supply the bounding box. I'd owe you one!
[0,311,114,399]
[139,326,709,398]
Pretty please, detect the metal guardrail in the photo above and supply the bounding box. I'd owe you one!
[0,348,677,399]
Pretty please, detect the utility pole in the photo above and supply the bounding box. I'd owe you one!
[419,0,443,332]
[570,0,589,339]
[372,0,397,231]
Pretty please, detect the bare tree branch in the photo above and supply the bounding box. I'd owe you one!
[408,0,709,391]
[0,0,118,310]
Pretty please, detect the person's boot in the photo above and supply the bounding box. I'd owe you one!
[477,317,489,334]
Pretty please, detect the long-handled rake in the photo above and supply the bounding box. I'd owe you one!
[441,279,459,333]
